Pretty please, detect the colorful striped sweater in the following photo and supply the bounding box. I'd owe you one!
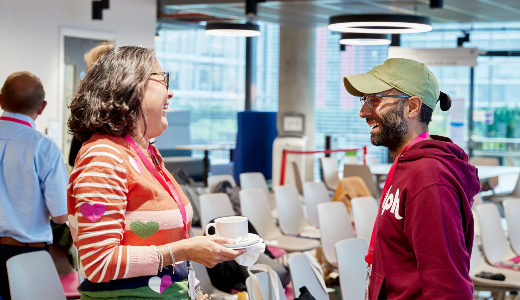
[67,134,193,299]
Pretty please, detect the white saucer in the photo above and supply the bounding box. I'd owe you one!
[222,233,262,249]
[224,239,263,250]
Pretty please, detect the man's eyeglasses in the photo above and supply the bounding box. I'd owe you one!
[360,94,410,109]
[149,72,169,89]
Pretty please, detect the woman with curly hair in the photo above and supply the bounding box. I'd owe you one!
[67,45,245,299]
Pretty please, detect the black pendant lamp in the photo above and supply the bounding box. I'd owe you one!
[340,33,391,46]
[329,14,432,34]
[205,0,261,37]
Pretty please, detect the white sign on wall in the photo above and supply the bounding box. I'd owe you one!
[450,98,465,147]
[388,47,479,67]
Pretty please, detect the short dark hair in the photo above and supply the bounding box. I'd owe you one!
[1,71,45,114]
[68,45,156,142]
[392,89,451,126]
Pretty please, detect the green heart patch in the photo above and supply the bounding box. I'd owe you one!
[130,221,160,239]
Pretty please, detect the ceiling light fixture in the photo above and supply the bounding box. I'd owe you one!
[206,23,260,37]
[205,0,261,37]
[340,33,391,45]
[329,14,432,34]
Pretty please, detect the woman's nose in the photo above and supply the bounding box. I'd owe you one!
[167,89,173,99]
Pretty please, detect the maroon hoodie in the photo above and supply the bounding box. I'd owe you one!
[369,135,481,300]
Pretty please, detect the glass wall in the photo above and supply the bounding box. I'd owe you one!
[402,22,520,166]
[155,22,280,161]
[314,27,390,179]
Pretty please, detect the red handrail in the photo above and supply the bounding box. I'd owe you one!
[279,146,367,185]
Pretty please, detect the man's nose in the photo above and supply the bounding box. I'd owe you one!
[359,102,372,118]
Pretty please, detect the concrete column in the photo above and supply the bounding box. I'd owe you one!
[278,25,316,181]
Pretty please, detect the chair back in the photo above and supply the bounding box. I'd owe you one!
[343,164,379,199]
[317,202,355,265]
[240,172,276,209]
[291,161,304,195]
[341,156,359,165]
[240,188,281,240]
[351,197,378,243]
[335,238,368,300]
[246,270,287,300]
[275,186,309,235]
[319,157,339,190]
[303,182,331,227]
[288,254,329,300]
[7,250,67,300]
[208,175,237,193]
[503,199,520,255]
[476,203,516,264]
[192,261,220,294]
[200,193,236,228]
[365,154,378,166]
[469,157,499,187]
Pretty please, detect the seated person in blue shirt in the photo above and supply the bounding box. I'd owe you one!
[0,71,69,300]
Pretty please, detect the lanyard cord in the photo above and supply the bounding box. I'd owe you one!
[365,131,430,266]
[123,136,190,240]
[0,117,32,128]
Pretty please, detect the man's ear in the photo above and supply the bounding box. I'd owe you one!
[37,100,47,115]
[407,96,423,119]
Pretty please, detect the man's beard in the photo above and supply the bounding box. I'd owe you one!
[369,102,408,152]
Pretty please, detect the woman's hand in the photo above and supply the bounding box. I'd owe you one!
[169,236,247,268]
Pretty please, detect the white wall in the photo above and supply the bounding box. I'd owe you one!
[0,0,156,139]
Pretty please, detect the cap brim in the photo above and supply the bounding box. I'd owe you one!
[343,72,393,96]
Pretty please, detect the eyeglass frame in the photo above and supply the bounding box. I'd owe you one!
[360,94,410,109]
[149,72,169,89]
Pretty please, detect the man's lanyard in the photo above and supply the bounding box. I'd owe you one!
[123,136,190,240]
[0,116,33,128]
[365,131,430,266]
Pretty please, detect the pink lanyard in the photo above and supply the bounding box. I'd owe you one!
[365,131,430,266]
[0,116,32,128]
[123,136,190,240]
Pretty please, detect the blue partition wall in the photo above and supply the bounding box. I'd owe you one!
[234,111,277,183]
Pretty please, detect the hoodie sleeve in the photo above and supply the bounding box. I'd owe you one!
[404,183,474,299]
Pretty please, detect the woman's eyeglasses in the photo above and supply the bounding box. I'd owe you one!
[149,72,169,89]
[360,94,410,109]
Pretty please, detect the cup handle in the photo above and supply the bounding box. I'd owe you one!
[205,223,217,236]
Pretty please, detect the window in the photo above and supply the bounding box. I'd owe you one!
[155,22,280,161]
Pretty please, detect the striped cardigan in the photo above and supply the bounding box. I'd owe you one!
[67,134,193,299]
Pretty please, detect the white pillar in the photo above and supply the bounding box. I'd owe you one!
[278,25,316,181]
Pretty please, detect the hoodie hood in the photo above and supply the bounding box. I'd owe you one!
[399,135,481,205]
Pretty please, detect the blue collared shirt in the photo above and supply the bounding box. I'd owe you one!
[0,112,68,243]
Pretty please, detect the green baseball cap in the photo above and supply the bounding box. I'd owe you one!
[343,58,440,110]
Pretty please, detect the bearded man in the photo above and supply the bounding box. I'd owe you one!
[343,58,481,299]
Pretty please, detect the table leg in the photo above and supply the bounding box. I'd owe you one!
[203,150,210,186]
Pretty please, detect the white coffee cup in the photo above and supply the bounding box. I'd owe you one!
[205,216,248,242]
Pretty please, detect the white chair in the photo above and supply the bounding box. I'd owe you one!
[200,193,236,228]
[476,203,517,265]
[318,202,355,266]
[274,186,319,237]
[288,253,329,300]
[240,188,320,252]
[291,161,304,196]
[246,269,286,300]
[335,238,369,300]
[503,199,520,255]
[343,164,380,199]
[240,172,276,210]
[7,250,67,300]
[207,175,236,193]
[192,261,234,296]
[351,197,378,243]
[303,181,331,228]
[365,154,378,166]
[319,157,339,190]
[470,240,520,296]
